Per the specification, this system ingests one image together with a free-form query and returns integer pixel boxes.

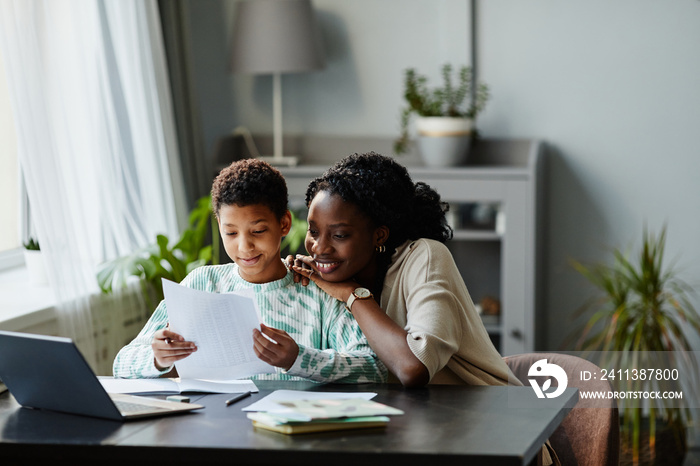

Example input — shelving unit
[451,230,502,241]
[277,138,544,356]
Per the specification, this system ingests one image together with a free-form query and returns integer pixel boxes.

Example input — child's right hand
[152,328,197,371]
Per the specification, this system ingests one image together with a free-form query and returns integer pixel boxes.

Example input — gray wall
[188,0,470,155]
[186,0,700,350]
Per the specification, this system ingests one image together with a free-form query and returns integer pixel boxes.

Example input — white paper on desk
[99,377,258,395]
[162,279,274,380]
[243,390,377,412]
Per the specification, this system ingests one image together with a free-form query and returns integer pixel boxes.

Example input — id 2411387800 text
[581,369,679,381]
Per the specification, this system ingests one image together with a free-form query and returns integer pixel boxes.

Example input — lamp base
[257,155,300,167]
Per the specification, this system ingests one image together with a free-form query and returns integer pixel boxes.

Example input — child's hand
[152,328,197,371]
[252,323,299,371]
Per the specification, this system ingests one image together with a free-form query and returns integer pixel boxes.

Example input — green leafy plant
[23,237,40,250]
[394,63,490,154]
[97,196,218,309]
[569,226,700,465]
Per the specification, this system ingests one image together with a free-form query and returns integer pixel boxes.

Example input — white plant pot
[23,249,48,286]
[415,116,473,167]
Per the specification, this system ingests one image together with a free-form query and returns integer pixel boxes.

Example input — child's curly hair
[305,152,452,254]
[211,159,288,219]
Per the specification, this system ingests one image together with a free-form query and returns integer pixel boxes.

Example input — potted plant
[394,63,489,167]
[569,226,700,465]
[97,196,218,309]
[23,237,48,286]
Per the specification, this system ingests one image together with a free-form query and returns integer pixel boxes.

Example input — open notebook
[0,330,203,421]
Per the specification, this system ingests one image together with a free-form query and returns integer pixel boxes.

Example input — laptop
[0,330,203,421]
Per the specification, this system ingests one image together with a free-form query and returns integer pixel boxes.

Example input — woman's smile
[313,259,342,274]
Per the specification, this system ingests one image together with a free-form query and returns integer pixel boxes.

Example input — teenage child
[113,159,387,384]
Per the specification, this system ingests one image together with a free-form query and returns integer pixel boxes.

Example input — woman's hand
[285,254,310,286]
[294,255,429,387]
[152,327,197,370]
[252,323,299,370]
[291,254,356,303]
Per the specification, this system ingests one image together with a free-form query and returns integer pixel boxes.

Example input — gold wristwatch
[345,287,373,312]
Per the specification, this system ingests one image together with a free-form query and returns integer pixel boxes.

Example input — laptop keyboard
[114,400,169,414]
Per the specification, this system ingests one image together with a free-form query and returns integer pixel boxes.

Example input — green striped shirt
[113,263,387,384]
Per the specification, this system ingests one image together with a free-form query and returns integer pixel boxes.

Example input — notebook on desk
[0,330,203,421]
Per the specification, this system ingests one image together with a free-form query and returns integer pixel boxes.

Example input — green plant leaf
[23,237,40,250]
[96,245,154,293]
[186,258,208,275]
[566,225,699,459]
[281,210,308,255]
[96,195,217,311]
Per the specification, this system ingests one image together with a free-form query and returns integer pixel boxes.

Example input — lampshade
[231,0,325,75]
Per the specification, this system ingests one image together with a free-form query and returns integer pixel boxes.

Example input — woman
[290,151,514,388]
[292,153,560,465]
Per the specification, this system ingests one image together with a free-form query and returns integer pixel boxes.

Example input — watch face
[355,288,372,299]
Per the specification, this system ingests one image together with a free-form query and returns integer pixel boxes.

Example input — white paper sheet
[242,390,377,412]
[99,377,258,395]
[162,279,274,380]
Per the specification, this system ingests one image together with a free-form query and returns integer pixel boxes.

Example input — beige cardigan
[381,238,516,386]
[382,240,557,464]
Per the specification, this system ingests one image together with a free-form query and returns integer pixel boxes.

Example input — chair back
[504,353,620,466]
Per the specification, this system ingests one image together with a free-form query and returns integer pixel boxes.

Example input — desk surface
[0,381,577,466]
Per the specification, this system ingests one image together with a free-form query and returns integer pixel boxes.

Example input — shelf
[450,229,502,241]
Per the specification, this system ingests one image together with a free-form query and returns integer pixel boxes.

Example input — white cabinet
[278,138,544,355]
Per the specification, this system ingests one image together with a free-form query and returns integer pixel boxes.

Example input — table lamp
[230,0,325,166]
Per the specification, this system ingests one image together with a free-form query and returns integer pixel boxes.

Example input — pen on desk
[225,391,252,406]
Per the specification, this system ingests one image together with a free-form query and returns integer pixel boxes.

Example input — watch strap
[345,287,373,312]
[345,293,358,312]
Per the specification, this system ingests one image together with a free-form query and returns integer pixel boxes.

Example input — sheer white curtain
[0,0,187,373]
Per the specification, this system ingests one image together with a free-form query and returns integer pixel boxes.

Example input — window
[0,46,25,270]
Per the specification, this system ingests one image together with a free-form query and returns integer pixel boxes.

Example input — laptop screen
[0,330,124,420]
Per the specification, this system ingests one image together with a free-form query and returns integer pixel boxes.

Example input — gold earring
[375,245,385,253]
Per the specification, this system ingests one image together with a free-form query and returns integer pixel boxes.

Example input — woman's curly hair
[212,159,288,219]
[305,152,453,254]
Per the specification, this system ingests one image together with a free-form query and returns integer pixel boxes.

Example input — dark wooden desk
[0,381,577,466]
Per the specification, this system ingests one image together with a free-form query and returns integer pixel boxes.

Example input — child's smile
[238,254,262,266]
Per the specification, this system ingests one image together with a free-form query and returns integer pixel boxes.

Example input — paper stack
[247,397,404,434]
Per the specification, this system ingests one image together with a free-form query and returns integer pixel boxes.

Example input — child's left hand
[252,323,299,371]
